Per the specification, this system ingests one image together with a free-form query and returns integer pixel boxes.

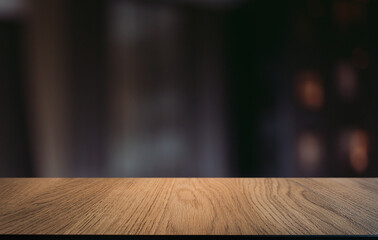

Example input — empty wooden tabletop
[0,178,377,235]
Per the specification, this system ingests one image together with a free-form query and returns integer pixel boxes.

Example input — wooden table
[0,178,377,236]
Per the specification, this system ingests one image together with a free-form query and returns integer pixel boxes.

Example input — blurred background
[1,0,377,177]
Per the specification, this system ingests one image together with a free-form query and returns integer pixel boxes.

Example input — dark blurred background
[1,0,377,177]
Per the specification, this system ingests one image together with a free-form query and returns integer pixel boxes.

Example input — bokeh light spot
[335,61,358,100]
[297,132,322,174]
[349,130,369,173]
[296,71,324,110]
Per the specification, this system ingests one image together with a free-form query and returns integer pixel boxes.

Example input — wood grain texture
[0,178,376,235]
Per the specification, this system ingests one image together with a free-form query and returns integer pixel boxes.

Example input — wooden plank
[0,178,376,235]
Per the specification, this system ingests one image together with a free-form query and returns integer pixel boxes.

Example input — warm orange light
[349,130,369,173]
[296,71,324,110]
